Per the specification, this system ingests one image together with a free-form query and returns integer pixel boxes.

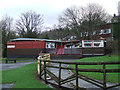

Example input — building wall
[82,47,105,55]
[80,23,112,41]
[7,48,45,58]
[7,41,45,49]
[7,41,46,58]
[7,40,105,58]
[7,47,104,58]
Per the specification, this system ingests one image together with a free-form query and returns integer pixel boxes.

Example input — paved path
[1,61,36,89]
[45,59,120,90]
[1,62,35,71]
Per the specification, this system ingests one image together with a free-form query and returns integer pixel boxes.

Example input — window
[82,40,104,47]
[93,40,104,47]
[84,43,92,47]
[93,31,96,35]
[96,30,101,35]
[100,30,104,34]
[103,29,109,34]
[75,43,82,48]
[85,32,88,36]
[103,29,111,34]
[96,29,111,35]
[46,42,55,48]
[82,40,92,47]
[108,29,111,33]
[80,32,82,37]
[94,43,101,47]
[82,32,85,37]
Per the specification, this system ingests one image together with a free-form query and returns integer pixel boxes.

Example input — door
[56,45,64,54]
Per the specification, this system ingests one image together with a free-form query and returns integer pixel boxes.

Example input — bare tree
[0,15,13,32]
[0,15,14,42]
[80,3,112,39]
[59,6,82,39]
[0,15,16,57]
[81,3,111,26]
[16,10,44,38]
[58,3,112,39]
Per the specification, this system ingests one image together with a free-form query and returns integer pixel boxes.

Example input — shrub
[105,39,118,55]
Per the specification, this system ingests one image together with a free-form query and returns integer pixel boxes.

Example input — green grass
[0,70,2,83]
[0,58,6,61]
[1,63,51,88]
[69,55,120,83]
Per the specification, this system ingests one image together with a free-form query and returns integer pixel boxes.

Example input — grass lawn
[0,58,6,61]
[0,70,1,83]
[1,63,52,88]
[69,55,120,83]
[0,58,6,63]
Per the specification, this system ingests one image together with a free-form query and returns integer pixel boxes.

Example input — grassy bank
[69,55,119,83]
[1,63,51,88]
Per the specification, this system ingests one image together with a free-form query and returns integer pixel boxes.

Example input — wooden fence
[37,59,120,90]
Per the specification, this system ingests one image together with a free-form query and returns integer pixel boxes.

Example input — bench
[6,58,16,63]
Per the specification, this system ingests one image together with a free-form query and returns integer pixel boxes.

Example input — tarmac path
[46,59,120,90]
[1,62,35,71]
[0,61,36,89]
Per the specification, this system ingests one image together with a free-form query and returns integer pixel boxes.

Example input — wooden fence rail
[38,59,120,90]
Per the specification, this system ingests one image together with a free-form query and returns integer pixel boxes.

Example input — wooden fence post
[59,63,61,88]
[103,64,106,90]
[39,60,42,79]
[76,63,78,90]
[44,61,47,84]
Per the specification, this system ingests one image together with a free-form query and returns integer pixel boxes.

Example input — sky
[0,0,119,29]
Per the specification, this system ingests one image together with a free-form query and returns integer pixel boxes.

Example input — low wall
[50,54,82,59]
[82,47,105,55]
[7,47,105,59]
[7,48,45,58]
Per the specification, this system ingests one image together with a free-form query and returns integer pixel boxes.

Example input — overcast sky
[0,0,119,28]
